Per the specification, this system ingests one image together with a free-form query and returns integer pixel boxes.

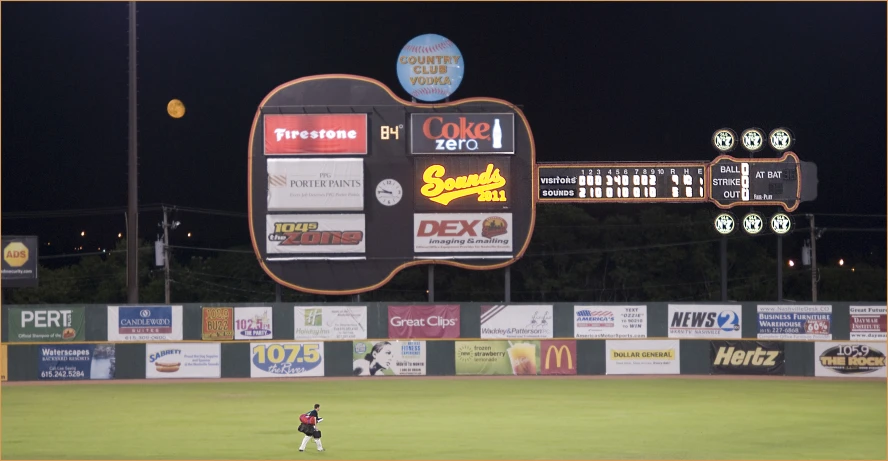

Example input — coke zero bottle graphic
[492,118,503,149]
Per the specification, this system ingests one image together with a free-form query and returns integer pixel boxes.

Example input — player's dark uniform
[298,406,323,451]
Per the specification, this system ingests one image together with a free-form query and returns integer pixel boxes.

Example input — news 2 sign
[410,113,515,155]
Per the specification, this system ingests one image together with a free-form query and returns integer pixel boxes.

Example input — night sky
[2,2,886,262]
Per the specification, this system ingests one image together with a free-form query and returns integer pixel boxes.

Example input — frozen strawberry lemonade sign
[480,305,553,339]
[263,114,367,155]
[396,33,464,102]
[388,305,460,339]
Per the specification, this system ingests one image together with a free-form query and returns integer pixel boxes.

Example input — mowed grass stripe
[1,379,884,460]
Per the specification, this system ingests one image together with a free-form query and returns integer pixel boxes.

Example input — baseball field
[1,376,885,460]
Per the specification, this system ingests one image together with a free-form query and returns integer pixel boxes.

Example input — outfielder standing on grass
[298,404,324,452]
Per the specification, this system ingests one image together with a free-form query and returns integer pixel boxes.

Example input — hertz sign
[541,340,577,375]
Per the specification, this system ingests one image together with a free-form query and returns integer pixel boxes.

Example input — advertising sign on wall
[294,306,367,340]
[267,158,364,212]
[38,344,115,381]
[814,341,885,379]
[352,340,427,376]
[410,113,515,155]
[388,305,461,339]
[849,306,886,340]
[107,306,183,341]
[234,307,274,340]
[709,341,785,375]
[265,214,366,256]
[250,342,325,378]
[201,307,234,340]
[479,305,553,339]
[145,343,221,379]
[413,156,511,212]
[1,345,8,381]
[540,340,577,375]
[455,340,541,375]
[667,304,742,339]
[605,340,680,375]
[756,305,832,340]
[263,114,368,155]
[8,307,85,342]
[2,235,39,287]
[574,305,647,338]
[413,213,513,254]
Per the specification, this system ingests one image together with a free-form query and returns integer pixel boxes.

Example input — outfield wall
[1,302,884,382]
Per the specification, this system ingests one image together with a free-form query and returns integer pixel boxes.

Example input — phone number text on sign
[250,342,325,378]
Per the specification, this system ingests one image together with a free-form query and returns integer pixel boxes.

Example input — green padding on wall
[324,341,354,377]
[553,303,574,338]
[183,305,203,340]
[576,340,603,375]
[8,345,37,381]
[221,342,250,378]
[427,341,454,376]
[680,340,710,375]
[115,343,146,380]
[785,342,814,376]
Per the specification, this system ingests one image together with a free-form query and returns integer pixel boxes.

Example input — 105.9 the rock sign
[248,75,536,295]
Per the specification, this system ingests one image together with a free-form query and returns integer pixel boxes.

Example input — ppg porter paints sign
[248,75,535,294]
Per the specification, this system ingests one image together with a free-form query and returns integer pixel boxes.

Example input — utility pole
[126,1,139,303]
[162,207,171,304]
[807,214,817,302]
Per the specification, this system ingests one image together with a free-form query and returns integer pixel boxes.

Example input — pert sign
[413,213,512,255]
[267,158,363,212]
[414,156,511,212]
[266,214,366,256]
[263,114,367,155]
[411,113,514,155]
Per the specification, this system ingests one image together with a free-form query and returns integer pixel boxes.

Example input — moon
[167,99,186,119]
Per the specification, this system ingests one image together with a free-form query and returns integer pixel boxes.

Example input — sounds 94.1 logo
[250,342,325,378]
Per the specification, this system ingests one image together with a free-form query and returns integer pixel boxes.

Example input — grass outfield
[1,377,885,460]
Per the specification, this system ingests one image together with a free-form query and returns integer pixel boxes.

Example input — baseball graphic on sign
[396,34,464,102]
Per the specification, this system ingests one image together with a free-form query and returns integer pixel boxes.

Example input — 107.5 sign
[250,342,325,378]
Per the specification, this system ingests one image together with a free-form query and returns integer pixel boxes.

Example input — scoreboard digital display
[708,152,802,211]
[538,163,707,203]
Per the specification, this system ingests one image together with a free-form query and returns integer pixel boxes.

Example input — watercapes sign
[38,344,115,381]
[480,305,553,339]
[267,158,364,212]
[145,343,221,379]
[814,341,885,379]
[667,304,741,339]
[234,307,274,340]
[250,342,325,378]
[352,340,427,376]
[294,306,368,340]
[849,305,886,340]
[574,305,647,338]
[757,305,832,340]
[107,306,183,341]
[9,307,86,342]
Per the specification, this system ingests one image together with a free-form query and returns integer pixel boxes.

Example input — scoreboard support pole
[428,266,435,302]
[777,235,784,301]
[504,266,511,303]
[275,283,281,303]
[720,237,728,301]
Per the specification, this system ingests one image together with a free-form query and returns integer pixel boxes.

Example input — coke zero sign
[410,113,515,155]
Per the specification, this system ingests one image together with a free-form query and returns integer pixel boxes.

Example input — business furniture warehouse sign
[574,305,647,338]
[8,307,85,342]
[38,344,115,381]
[814,342,885,379]
[2,235,38,288]
[413,213,513,254]
[267,158,364,212]
[455,340,575,376]
[479,305,553,339]
[388,305,460,338]
[294,306,367,340]
[145,343,221,379]
[756,305,832,340]
[352,340,427,376]
[709,341,785,375]
[605,340,680,375]
[849,306,886,340]
[667,304,741,339]
[107,306,183,341]
[265,214,366,256]
[201,307,234,340]
[250,342,325,378]
[234,307,274,340]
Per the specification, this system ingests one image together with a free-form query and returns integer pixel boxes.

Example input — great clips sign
[388,305,461,339]
[264,114,368,155]
[411,113,515,155]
